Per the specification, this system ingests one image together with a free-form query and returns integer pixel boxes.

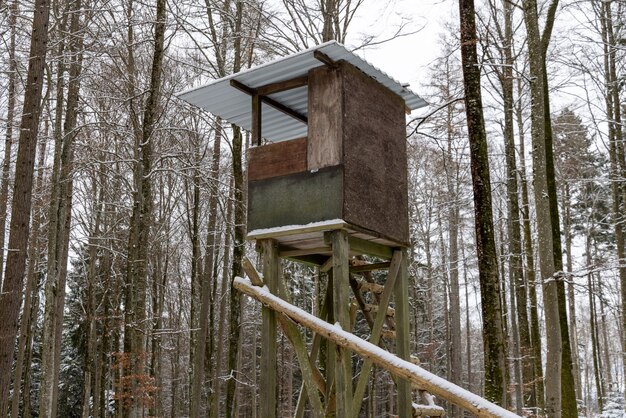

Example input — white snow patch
[247,219,346,237]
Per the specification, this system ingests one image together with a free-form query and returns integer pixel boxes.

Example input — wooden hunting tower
[179,42,471,418]
[246,58,412,253]
[181,42,425,253]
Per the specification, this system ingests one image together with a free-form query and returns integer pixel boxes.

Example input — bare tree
[40,1,87,414]
[121,0,166,415]
[0,0,19,287]
[458,0,507,406]
[0,0,52,412]
[521,0,563,415]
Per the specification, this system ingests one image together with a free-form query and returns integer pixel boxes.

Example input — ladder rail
[234,275,521,418]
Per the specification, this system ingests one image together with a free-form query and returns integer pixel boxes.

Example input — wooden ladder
[239,256,520,418]
[349,260,445,417]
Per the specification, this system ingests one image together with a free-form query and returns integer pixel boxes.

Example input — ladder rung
[357,280,385,294]
[381,328,396,339]
[364,303,395,317]
[412,404,445,417]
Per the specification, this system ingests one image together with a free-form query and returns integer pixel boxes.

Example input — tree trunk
[225,3,245,416]
[0,0,19,287]
[458,0,507,405]
[10,137,47,418]
[150,237,168,418]
[541,40,579,418]
[445,82,463,418]
[226,123,245,418]
[82,178,104,418]
[563,184,582,399]
[462,242,473,391]
[189,130,207,418]
[192,119,223,418]
[515,78,544,409]
[586,233,604,410]
[0,0,52,411]
[40,2,86,414]
[522,1,562,414]
[122,0,166,414]
[598,0,626,402]
[205,121,223,417]
[213,179,234,418]
[188,138,202,411]
[496,0,534,410]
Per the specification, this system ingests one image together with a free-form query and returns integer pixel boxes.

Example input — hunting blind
[178,42,516,418]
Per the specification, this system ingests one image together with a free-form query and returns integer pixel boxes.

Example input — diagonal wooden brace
[350,250,402,417]
[242,257,325,417]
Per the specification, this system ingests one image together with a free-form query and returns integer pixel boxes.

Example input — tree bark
[515,79,545,408]
[82,176,104,418]
[10,137,47,418]
[212,178,233,418]
[522,1,562,415]
[493,1,535,410]
[40,2,86,414]
[597,0,626,402]
[563,184,582,398]
[122,0,166,414]
[458,0,507,405]
[444,75,463,418]
[189,131,207,418]
[188,136,202,409]
[225,3,245,417]
[586,233,604,410]
[0,0,19,287]
[0,0,52,411]
[541,38,579,418]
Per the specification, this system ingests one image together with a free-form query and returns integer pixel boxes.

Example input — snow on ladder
[237,257,521,418]
[351,268,444,417]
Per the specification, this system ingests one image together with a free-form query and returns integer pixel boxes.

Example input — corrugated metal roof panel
[177,41,427,142]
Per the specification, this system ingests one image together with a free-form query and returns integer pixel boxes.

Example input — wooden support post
[242,257,325,416]
[330,230,353,417]
[252,94,261,145]
[350,250,402,417]
[259,239,278,418]
[325,270,336,413]
[394,249,412,418]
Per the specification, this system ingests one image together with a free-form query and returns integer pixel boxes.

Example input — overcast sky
[345,0,454,100]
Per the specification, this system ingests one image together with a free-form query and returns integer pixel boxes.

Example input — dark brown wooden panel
[248,137,307,181]
[339,61,410,246]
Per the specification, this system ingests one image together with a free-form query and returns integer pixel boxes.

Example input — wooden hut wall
[246,61,409,245]
[339,61,409,245]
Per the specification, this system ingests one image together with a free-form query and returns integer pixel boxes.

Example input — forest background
[0,0,624,417]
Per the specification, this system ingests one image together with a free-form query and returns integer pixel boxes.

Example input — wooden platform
[247,220,407,263]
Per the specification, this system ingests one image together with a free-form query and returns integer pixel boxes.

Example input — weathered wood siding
[307,66,342,170]
[248,166,343,232]
[248,137,307,181]
[340,61,409,245]
[246,61,409,246]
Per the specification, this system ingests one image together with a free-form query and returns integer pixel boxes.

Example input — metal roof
[177,41,428,142]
